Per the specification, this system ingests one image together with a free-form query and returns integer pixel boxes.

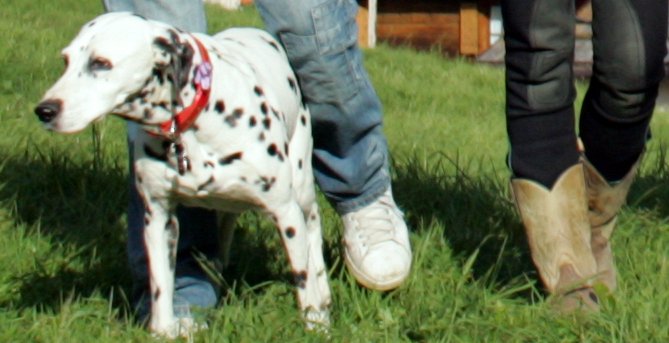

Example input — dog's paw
[304,308,330,334]
[151,317,208,341]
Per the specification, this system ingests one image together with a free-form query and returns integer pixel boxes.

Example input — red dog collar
[157,36,212,138]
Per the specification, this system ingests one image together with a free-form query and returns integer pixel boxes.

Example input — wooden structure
[357,0,593,59]
[357,0,494,56]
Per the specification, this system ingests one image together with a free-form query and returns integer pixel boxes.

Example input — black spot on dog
[300,115,307,126]
[249,116,257,127]
[258,132,265,142]
[204,161,215,168]
[257,176,276,192]
[214,100,225,114]
[262,117,271,130]
[152,67,167,84]
[254,86,264,96]
[153,288,161,301]
[198,176,215,191]
[298,160,303,169]
[166,217,178,270]
[293,270,307,289]
[224,115,237,127]
[154,101,169,111]
[260,102,268,115]
[224,108,245,127]
[271,108,281,120]
[143,108,154,120]
[285,227,296,238]
[284,143,289,156]
[219,152,243,165]
[141,196,152,217]
[267,144,278,156]
[288,77,297,91]
[267,40,280,51]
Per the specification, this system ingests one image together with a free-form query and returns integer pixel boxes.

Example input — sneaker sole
[343,249,408,291]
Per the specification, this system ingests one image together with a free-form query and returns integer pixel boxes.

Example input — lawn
[2,0,669,342]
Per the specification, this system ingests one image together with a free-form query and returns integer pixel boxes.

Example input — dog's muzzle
[34,99,62,123]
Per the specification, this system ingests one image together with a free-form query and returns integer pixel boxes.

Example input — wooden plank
[460,2,479,55]
[477,1,491,53]
[356,0,370,48]
[378,13,458,25]
[379,0,458,13]
[377,23,460,55]
[377,9,459,55]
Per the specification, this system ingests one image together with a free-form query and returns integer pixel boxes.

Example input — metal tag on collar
[174,141,189,175]
[168,119,189,175]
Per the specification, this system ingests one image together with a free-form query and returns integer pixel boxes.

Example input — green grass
[2,0,669,341]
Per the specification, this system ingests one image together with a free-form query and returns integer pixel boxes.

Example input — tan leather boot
[583,157,640,293]
[511,164,599,312]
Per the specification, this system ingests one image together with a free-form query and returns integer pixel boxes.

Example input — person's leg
[578,0,668,292]
[503,0,580,188]
[255,0,411,290]
[103,0,218,320]
[580,0,667,181]
[503,0,598,312]
[102,0,206,31]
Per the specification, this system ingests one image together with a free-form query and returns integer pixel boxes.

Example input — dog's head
[34,12,195,133]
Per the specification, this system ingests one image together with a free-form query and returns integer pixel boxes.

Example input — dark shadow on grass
[627,144,669,217]
[391,152,538,299]
[0,143,309,318]
[391,145,669,302]
[0,147,132,313]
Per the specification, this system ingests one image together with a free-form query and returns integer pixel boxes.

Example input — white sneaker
[341,187,412,291]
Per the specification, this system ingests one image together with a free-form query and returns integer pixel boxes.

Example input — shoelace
[349,195,400,246]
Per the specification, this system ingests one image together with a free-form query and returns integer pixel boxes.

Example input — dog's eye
[89,57,113,71]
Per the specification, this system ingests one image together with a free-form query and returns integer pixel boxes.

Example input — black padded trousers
[502,0,667,188]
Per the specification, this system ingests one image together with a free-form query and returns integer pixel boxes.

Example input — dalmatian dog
[34,12,331,338]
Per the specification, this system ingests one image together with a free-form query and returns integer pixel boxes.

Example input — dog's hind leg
[303,200,331,324]
[268,200,331,331]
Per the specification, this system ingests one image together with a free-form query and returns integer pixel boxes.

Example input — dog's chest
[141,103,292,212]
[136,32,304,211]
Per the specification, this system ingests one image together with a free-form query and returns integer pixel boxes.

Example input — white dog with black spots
[35,12,331,339]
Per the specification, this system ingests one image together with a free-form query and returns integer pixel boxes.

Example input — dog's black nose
[34,99,62,123]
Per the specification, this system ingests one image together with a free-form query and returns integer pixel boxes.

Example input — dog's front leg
[142,197,180,337]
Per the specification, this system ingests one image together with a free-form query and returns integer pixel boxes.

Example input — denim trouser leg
[103,0,218,317]
[255,0,391,214]
[102,0,207,31]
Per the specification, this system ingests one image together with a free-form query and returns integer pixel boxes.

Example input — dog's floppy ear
[152,35,174,68]
[151,29,194,89]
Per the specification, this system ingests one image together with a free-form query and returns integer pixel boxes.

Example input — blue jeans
[255,0,391,214]
[107,0,392,315]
